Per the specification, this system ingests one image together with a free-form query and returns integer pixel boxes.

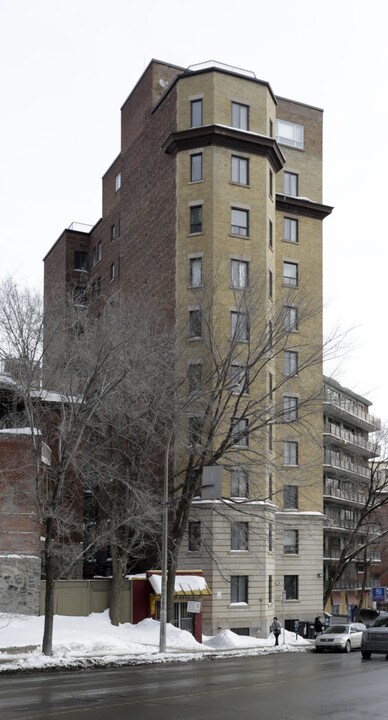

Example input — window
[284,350,298,376]
[231,259,249,289]
[269,169,273,198]
[191,99,202,127]
[190,153,202,182]
[284,529,299,554]
[283,262,298,287]
[357,563,364,573]
[74,251,88,271]
[269,372,273,402]
[232,156,249,185]
[283,306,298,332]
[269,269,273,299]
[267,320,273,349]
[231,467,248,497]
[269,219,273,249]
[231,364,248,392]
[190,205,202,234]
[188,521,201,551]
[188,416,202,447]
[276,119,304,149]
[110,263,116,282]
[268,473,273,501]
[269,119,273,137]
[284,441,298,466]
[231,522,249,551]
[189,309,202,338]
[284,485,299,509]
[268,423,273,451]
[284,217,298,243]
[284,172,298,196]
[97,241,102,263]
[115,172,121,192]
[284,575,299,599]
[190,257,202,287]
[268,575,273,603]
[231,208,249,236]
[230,575,248,604]
[92,246,97,267]
[73,286,87,307]
[231,102,249,130]
[231,418,249,447]
[92,276,102,301]
[231,311,249,341]
[268,523,273,552]
[283,396,298,422]
[110,224,116,242]
[188,363,202,394]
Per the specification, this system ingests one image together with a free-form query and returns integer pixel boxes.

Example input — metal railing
[324,390,381,429]
[323,483,367,505]
[323,423,379,454]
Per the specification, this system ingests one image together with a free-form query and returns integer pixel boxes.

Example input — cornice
[162,124,285,173]
[276,194,333,220]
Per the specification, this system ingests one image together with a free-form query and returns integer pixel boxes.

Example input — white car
[315,623,366,653]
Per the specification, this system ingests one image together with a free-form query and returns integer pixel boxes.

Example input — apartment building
[323,376,381,616]
[44,60,333,635]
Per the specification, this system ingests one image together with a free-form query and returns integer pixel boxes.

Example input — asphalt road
[1,650,388,720]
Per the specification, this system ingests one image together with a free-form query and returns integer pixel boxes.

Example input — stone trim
[163,124,285,173]
[276,194,333,220]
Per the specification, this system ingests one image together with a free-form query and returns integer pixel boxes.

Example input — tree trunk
[109,543,124,626]
[42,519,55,656]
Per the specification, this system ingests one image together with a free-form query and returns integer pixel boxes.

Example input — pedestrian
[314,614,323,637]
[270,616,281,646]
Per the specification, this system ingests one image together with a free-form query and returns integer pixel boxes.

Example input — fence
[39,579,132,623]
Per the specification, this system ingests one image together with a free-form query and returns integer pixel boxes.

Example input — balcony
[324,391,381,432]
[323,548,381,563]
[323,482,366,506]
[323,422,380,457]
[324,451,371,479]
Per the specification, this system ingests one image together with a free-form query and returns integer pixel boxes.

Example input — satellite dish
[159,79,169,88]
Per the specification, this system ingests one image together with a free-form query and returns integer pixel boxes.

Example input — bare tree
[0,278,174,651]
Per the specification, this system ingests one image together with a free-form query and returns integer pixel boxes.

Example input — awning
[149,574,211,597]
[331,591,343,604]
[346,591,358,605]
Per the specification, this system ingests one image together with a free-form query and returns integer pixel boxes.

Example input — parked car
[361,614,388,658]
[315,623,366,653]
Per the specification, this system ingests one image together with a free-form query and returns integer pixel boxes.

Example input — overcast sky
[1,0,387,419]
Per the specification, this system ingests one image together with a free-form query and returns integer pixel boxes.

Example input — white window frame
[190,153,203,182]
[231,102,249,130]
[284,441,298,466]
[284,217,298,243]
[231,259,249,288]
[284,171,298,196]
[283,261,298,287]
[231,311,249,341]
[115,172,121,192]
[190,257,202,287]
[276,119,304,149]
[231,155,249,185]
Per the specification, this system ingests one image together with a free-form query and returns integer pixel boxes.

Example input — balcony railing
[324,451,371,478]
[323,483,367,505]
[324,548,381,563]
[323,422,379,455]
[324,391,381,430]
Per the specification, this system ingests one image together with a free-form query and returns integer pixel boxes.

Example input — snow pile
[0,611,310,673]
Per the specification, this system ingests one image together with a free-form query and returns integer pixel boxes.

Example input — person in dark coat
[314,615,324,637]
[270,616,282,646]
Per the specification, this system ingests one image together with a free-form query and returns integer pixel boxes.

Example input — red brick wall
[0,435,41,555]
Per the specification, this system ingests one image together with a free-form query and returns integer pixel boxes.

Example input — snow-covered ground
[0,611,311,673]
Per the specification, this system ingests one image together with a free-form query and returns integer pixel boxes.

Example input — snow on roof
[149,574,211,596]
[30,389,82,404]
[0,427,41,436]
[0,372,17,388]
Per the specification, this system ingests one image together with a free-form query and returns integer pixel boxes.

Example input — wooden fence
[39,579,132,623]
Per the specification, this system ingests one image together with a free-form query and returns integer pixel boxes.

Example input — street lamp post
[159,430,172,653]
